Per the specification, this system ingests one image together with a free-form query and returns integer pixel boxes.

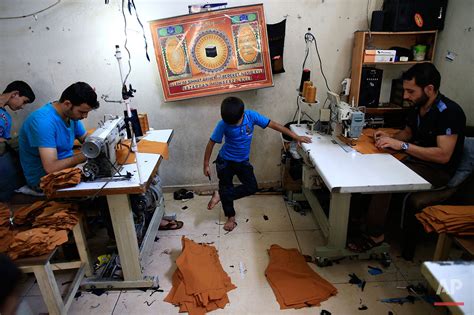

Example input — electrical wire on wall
[119,0,150,86]
[301,28,331,92]
[0,0,61,20]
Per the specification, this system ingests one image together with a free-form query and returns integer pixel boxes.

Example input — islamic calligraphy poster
[149,4,273,101]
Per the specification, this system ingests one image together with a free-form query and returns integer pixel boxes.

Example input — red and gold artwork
[149,4,273,101]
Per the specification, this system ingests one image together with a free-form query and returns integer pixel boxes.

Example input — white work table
[289,124,432,261]
[55,129,173,289]
[422,261,474,315]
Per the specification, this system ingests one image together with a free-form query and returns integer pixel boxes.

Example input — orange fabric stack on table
[0,227,17,253]
[416,205,474,236]
[8,228,69,260]
[13,201,48,225]
[40,167,82,197]
[164,237,236,315]
[0,202,11,226]
[353,128,406,160]
[265,244,337,309]
[116,139,169,165]
[33,202,79,230]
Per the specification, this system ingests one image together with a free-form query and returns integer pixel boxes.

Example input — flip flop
[223,221,237,232]
[159,220,184,231]
[347,234,383,253]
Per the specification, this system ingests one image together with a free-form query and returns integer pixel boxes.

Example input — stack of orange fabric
[164,237,236,314]
[13,201,48,225]
[33,202,79,230]
[265,245,337,309]
[352,128,406,161]
[416,205,474,236]
[0,202,11,227]
[0,227,18,254]
[40,167,82,197]
[7,228,69,260]
[116,139,169,165]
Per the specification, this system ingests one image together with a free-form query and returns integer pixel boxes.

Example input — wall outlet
[320,108,330,122]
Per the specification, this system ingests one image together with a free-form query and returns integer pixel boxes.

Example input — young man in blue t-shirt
[19,82,99,190]
[0,81,35,201]
[203,97,311,231]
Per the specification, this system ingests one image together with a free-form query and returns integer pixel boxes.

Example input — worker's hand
[375,136,402,150]
[203,164,210,178]
[296,135,312,146]
[374,130,390,141]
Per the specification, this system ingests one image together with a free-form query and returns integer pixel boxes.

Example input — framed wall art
[149,4,273,101]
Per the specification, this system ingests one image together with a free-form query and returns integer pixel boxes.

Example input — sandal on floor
[159,220,184,230]
[347,234,383,253]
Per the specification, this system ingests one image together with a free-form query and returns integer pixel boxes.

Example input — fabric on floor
[265,244,337,309]
[416,205,474,236]
[164,237,236,315]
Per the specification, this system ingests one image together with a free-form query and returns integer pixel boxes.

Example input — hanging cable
[129,0,151,61]
[121,0,133,85]
[0,0,61,20]
[302,29,331,92]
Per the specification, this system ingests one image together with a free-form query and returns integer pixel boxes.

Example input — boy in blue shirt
[203,97,311,231]
[19,82,99,190]
[0,81,35,201]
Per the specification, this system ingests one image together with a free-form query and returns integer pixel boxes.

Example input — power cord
[302,29,331,92]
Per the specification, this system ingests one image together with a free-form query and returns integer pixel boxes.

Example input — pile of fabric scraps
[33,202,79,230]
[116,139,169,165]
[0,202,11,226]
[8,228,69,260]
[164,237,236,314]
[416,205,474,236]
[40,167,82,197]
[265,244,337,309]
[0,201,79,260]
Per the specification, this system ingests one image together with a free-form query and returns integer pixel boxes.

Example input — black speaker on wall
[382,0,448,31]
[359,67,383,108]
[371,11,384,31]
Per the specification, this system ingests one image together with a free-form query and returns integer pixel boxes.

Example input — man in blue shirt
[0,81,35,201]
[19,82,99,190]
[203,97,311,231]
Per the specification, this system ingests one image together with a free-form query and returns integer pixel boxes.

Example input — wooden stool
[433,233,474,260]
[15,219,92,315]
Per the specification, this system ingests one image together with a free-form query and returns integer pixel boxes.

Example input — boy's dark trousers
[215,156,258,218]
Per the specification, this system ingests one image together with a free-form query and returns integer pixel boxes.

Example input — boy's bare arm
[203,139,216,177]
[267,121,312,145]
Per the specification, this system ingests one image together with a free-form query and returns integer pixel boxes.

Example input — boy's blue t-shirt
[0,107,12,139]
[210,110,270,162]
[19,103,86,187]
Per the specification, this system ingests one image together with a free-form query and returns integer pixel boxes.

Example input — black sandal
[347,234,383,253]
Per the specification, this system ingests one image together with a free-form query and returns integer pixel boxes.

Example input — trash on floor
[263,215,269,221]
[348,273,366,291]
[173,189,194,200]
[367,265,383,276]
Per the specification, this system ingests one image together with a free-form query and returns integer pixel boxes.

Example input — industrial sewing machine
[81,116,127,181]
[328,91,365,139]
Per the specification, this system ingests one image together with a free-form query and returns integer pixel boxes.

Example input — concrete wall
[2,0,471,188]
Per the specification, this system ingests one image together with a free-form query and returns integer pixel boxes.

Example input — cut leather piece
[164,237,236,314]
[265,244,337,309]
[353,128,407,160]
[8,228,68,260]
[40,167,82,198]
[416,205,474,235]
[116,139,169,165]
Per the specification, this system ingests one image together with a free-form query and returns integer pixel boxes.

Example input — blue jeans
[0,151,25,201]
[215,156,258,217]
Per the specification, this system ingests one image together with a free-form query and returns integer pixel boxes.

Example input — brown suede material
[164,237,236,315]
[116,139,169,165]
[40,167,82,198]
[416,205,474,235]
[265,244,337,309]
[354,128,407,160]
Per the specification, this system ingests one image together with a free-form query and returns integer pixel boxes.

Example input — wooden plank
[15,249,56,267]
[72,216,93,277]
[350,31,365,105]
[81,276,158,289]
[33,262,65,315]
[107,194,142,281]
[433,233,453,261]
[21,261,82,274]
[63,265,86,311]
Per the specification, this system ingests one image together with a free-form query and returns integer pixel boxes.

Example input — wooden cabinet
[349,31,438,107]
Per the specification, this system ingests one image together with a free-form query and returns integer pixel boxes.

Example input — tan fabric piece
[164,237,236,314]
[116,139,169,165]
[0,227,18,253]
[8,228,68,260]
[353,128,407,160]
[416,205,474,236]
[265,244,337,309]
[0,202,10,227]
[40,167,82,198]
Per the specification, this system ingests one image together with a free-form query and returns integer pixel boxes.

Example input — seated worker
[204,96,312,231]
[347,63,466,252]
[19,82,99,191]
[0,81,36,201]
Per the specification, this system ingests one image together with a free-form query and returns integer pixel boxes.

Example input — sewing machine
[328,91,365,139]
[81,116,127,181]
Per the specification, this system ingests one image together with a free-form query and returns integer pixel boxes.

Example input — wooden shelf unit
[349,30,438,108]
